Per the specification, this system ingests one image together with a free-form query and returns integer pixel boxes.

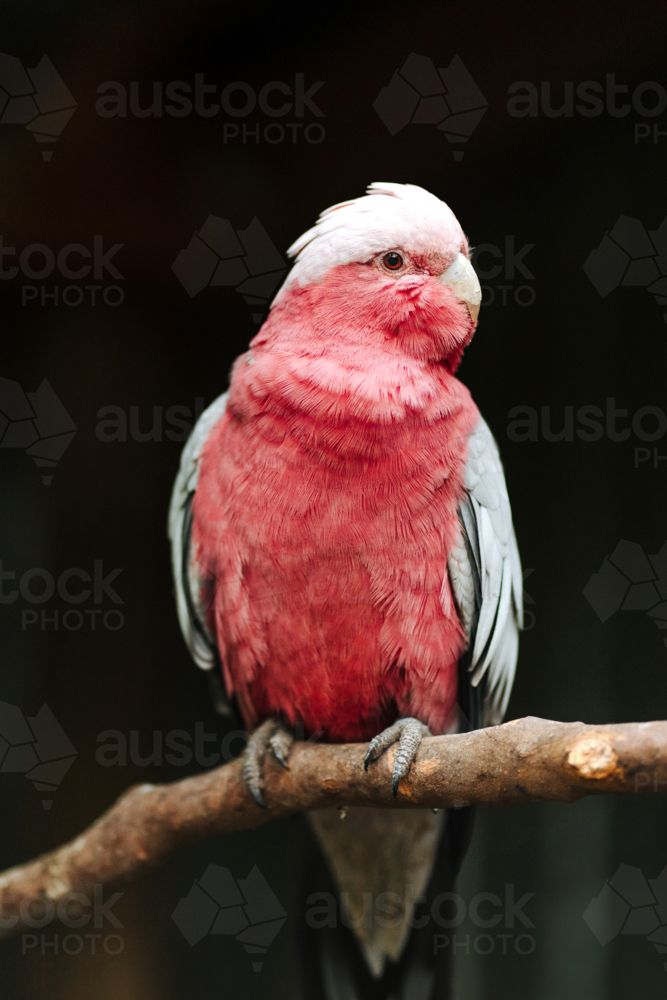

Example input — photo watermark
[95,73,325,144]
[0,235,124,307]
[583,540,667,648]
[0,559,124,633]
[0,52,76,161]
[172,864,286,972]
[507,399,667,468]
[507,75,667,143]
[373,53,488,161]
[0,701,75,809]
[306,883,536,957]
[583,214,667,323]
[471,237,536,308]
[15,885,124,956]
[584,863,667,971]
[0,377,76,484]
[172,215,287,323]
[95,398,204,443]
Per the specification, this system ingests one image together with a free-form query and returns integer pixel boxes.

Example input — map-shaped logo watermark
[373,53,488,161]
[0,702,76,809]
[172,864,286,971]
[0,53,76,161]
[172,216,287,325]
[583,215,667,322]
[0,377,76,484]
[583,540,667,647]
[584,863,667,970]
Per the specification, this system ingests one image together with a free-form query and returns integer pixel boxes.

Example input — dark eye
[383,252,403,271]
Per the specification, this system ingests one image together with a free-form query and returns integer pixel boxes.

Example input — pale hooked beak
[438,252,481,323]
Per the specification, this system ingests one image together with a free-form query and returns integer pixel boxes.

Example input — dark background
[1,0,667,996]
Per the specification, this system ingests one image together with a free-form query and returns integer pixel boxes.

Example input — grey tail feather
[299,803,475,1000]
[299,649,487,999]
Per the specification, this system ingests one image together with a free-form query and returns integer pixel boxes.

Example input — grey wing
[168,392,228,685]
[447,416,523,727]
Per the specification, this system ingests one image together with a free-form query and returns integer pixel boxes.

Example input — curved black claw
[364,718,431,798]
[243,718,294,808]
[269,726,293,770]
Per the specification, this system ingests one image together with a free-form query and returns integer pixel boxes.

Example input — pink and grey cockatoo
[169,182,522,998]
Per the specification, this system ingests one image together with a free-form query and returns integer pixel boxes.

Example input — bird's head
[270,182,481,370]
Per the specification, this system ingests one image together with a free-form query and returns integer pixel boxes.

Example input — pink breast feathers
[192,265,480,742]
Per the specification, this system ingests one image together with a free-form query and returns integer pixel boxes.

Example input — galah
[169,182,522,998]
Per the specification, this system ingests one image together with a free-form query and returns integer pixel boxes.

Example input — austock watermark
[0,376,75,484]
[95,398,204,443]
[507,75,667,141]
[507,399,667,468]
[0,701,75,808]
[95,73,325,144]
[0,377,206,485]
[0,52,76,161]
[583,214,667,323]
[471,237,536,308]
[633,771,667,794]
[96,722,320,772]
[0,235,124,306]
[373,53,488,161]
[583,539,667,649]
[6,46,667,166]
[307,883,536,957]
[96,724,252,768]
[10,885,124,957]
[0,53,324,159]
[584,863,667,970]
[0,559,124,632]
[172,867,535,969]
[172,864,286,972]
[172,214,287,324]
[373,56,667,161]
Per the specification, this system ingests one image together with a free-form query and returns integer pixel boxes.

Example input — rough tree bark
[0,716,666,938]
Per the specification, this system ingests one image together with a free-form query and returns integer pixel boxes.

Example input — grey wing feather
[168,392,229,673]
[447,416,523,726]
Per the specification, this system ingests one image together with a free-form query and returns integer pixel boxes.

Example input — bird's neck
[228,342,477,468]
[227,275,478,462]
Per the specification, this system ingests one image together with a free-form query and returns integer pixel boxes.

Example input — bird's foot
[364,717,431,798]
[243,718,294,809]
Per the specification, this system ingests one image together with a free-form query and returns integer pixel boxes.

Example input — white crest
[275,182,467,297]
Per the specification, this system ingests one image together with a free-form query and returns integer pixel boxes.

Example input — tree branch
[1,716,666,938]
